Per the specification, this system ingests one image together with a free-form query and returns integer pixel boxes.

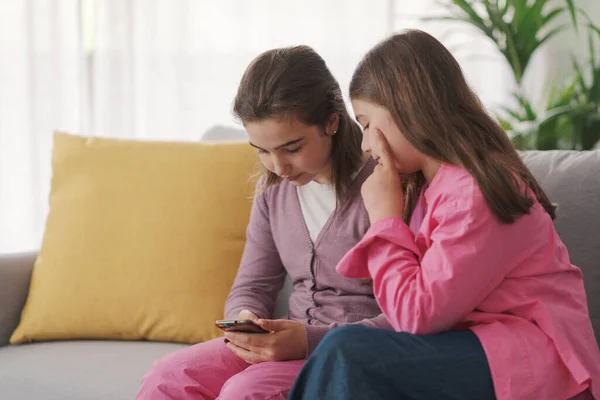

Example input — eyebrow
[249,137,305,151]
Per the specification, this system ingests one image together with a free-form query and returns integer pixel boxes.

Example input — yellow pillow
[10,132,257,344]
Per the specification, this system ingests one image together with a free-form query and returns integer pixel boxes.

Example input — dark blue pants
[288,325,496,400]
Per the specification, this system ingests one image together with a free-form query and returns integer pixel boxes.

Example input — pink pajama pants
[135,338,304,400]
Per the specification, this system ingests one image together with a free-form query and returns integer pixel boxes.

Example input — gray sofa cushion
[0,252,36,346]
[521,150,600,342]
[0,340,186,400]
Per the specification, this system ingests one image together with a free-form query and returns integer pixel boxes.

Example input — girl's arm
[338,193,522,335]
[304,313,393,355]
[224,188,286,320]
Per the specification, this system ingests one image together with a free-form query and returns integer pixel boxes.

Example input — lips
[284,174,301,182]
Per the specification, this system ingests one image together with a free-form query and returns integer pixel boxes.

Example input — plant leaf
[571,55,587,95]
[589,25,596,73]
[501,106,527,122]
[588,23,600,103]
[536,25,568,52]
[542,8,564,27]
[512,0,528,28]
[590,67,600,103]
[495,114,514,131]
[422,15,469,22]
[497,0,510,19]
[512,133,536,150]
[588,22,600,37]
[564,0,578,32]
[515,92,537,120]
[581,117,600,150]
[451,0,489,32]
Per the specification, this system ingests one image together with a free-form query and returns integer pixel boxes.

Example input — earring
[332,130,337,135]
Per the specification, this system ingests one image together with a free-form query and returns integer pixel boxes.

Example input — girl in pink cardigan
[289,29,600,400]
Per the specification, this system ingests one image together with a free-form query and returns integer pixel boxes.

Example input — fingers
[373,129,397,171]
[225,331,279,363]
[238,309,259,320]
[226,341,264,364]
[225,331,271,352]
[255,318,286,332]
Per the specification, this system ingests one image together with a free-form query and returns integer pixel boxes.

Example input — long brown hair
[350,29,556,224]
[233,45,364,205]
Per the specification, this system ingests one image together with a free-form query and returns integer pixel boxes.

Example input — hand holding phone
[221,318,308,364]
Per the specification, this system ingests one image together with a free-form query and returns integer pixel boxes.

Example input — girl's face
[352,98,423,174]
[245,116,337,186]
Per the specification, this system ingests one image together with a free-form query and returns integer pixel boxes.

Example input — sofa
[0,141,598,399]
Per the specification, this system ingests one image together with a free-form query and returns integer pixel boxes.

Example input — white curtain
[90,0,393,139]
[0,0,85,253]
[0,0,550,253]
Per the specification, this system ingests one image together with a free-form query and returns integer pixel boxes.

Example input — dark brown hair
[349,29,556,224]
[233,45,364,205]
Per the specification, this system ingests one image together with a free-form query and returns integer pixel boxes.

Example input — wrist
[304,325,332,357]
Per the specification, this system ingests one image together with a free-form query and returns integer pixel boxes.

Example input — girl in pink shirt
[289,29,600,400]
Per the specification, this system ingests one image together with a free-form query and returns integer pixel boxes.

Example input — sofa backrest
[521,150,600,344]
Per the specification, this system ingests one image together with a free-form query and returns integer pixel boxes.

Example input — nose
[361,132,371,153]
[272,155,290,177]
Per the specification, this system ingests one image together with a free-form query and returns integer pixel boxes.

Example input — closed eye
[362,124,369,132]
[256,147,300,155]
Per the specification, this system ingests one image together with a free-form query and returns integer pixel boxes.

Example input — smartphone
[215,319,270,334]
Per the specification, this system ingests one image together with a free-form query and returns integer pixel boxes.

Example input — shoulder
[425,164,488,218]
[254,179,295,209]
[248,180,297,232]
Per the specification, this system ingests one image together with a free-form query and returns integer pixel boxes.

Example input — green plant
[500,84,589,150]
[427,0,577,84]
[503,23,600,150]
[426,0,600,150]
[569,24,600,149]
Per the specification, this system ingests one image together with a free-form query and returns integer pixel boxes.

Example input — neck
[313,161,333,184]
[422,158,442,184]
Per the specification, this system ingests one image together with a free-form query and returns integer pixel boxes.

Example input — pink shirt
[337,164,600,400]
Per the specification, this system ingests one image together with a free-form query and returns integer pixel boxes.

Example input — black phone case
[215,320,270,334]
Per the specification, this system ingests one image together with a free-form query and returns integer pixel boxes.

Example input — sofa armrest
[0,252,36,346]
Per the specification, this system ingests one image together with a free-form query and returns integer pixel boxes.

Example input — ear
[326,112,340,136]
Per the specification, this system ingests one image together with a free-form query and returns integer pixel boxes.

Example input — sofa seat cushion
[0,341,186,400]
